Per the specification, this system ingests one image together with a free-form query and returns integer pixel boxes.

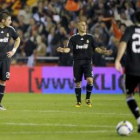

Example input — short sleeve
[121,27,131,42]
[10,26,18,40]
[91,36,98,50]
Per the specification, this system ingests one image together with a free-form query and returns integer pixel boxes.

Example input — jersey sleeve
[120,27,131,42]
[91,36,98,50]
[10,26,19,40]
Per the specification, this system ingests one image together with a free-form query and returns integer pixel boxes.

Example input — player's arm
[95,47,112,55]
[115,27,130,73]
[7,37,20,58]
[57,47,70,53]
[13,37,20,51]
[115,42,127,73]
[57,36,72,53]
[91,36,112,55]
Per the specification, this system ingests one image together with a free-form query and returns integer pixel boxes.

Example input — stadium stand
[0,0,139,66]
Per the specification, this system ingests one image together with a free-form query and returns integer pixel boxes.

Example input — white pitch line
[12,109,132,116]
[0,122,116,128]
[0,130,115,135]
[0,122,137,129]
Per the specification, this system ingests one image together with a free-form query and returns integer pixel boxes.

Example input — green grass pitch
[0,93,140,140]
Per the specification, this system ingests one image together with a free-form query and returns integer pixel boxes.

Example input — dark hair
[135,11,140,23]
[0,10,10,22]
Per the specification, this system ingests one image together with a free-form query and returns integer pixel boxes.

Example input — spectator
[114,8,134,26]
[47,26,55,56]
[58,37,73,66]
[32,0,47,25]
[36,35,47,56]
[124,1,135,20]
[1,0,140,66]
[18,4,31,24]
[17,15,28,33]
[24,30,37,67]
[51,26,68,56]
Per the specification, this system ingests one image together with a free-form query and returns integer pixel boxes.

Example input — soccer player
[57,21,112,107]
[115,11,140,133]
[0,10,20,110]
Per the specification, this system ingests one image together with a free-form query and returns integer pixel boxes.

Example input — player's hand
[104,49,113,55]
[101,47,113,55]
[115,60,122,73]
[57,47,64,52]
[57,47,70,53]
[96,47,112,55]
[6,51,15,58]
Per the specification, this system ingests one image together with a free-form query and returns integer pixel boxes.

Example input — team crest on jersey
[86,40,89,43]
[6,33,9,37]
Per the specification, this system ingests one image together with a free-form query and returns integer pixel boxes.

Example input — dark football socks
[0,84,5,104]
[86,84,93,99]
[75,87,81,102]
[126,96,140,119]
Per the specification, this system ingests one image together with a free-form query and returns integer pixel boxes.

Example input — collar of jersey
[77,33,87,36]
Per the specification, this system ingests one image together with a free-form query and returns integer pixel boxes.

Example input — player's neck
[0,23,5,28]
[78,32,86,36]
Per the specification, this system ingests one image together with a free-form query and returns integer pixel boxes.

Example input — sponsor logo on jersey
[76,44,88,49]
[0,37,8,42]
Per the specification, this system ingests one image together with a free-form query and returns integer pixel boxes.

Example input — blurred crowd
[0,0,140,66]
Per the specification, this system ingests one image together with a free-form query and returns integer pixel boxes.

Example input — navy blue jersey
[67,33,97,61]
[121,25,140,75]
[0,26,18,60]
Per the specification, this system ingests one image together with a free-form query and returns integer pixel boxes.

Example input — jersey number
[132,34,140,53]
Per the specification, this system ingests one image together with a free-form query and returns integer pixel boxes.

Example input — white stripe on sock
[135,107,139,111]
[126,96,135,102]
[137,117,140,125]
[87,90,92,92]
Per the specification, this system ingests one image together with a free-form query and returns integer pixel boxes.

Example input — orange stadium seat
[65,0,80,11]
[7,0,37,16]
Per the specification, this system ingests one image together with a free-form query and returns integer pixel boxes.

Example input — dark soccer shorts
[73,60,93,83]
[124,74,140,94]
[0,59,10,81]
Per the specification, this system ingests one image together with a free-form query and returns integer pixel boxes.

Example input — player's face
[3,16,12,27]
[78,22,87,33]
